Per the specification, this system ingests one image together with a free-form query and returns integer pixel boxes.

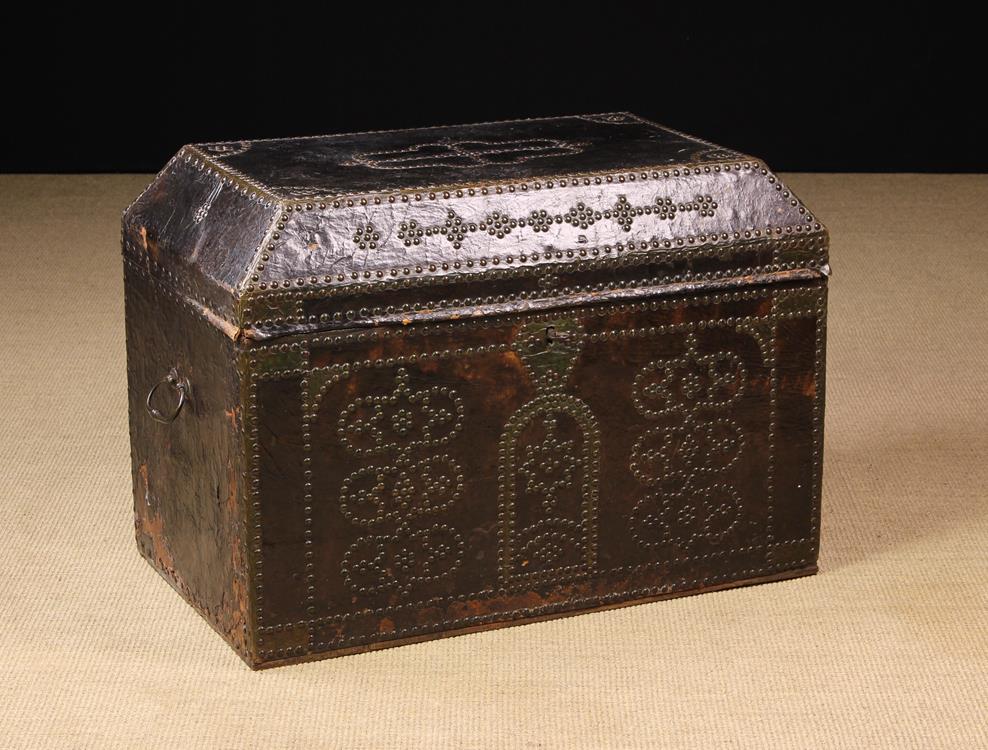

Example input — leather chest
[122,113,829,668]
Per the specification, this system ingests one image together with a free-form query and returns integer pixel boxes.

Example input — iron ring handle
[146,368,188,423]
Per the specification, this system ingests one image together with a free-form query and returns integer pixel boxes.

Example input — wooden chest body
[123,114,828,668]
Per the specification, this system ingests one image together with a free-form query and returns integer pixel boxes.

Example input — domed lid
[122,113,827,339]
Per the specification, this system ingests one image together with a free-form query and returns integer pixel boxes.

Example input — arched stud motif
[629,333,747,550]
[498,319,600,588]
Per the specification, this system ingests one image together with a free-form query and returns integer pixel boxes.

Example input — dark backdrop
[2,7,979,173]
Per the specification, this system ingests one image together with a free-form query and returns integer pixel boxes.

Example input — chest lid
[122,113,827,339]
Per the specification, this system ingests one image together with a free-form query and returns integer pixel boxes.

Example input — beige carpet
[0,173,985,749]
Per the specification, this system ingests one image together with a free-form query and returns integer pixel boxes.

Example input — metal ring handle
[146,368,188,423]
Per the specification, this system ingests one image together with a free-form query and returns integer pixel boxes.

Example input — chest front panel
[248,283,824,660]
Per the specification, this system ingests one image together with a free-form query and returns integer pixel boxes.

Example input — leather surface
[120,113,825,327]
[257,163,815,289]
[201,113,742,198]
[124,261,251,659]
[118,116,829,668]
[248,282,825,665]
[122,155,279,320]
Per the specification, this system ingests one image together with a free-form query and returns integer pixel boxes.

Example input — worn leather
[205,113,741,198]
[250,283,825,665]
[121,113,825,329]
[259,163,812,289]
[124,261,250,659]
[122,114,828,668]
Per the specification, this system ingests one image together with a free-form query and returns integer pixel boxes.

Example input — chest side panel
[248,283,825,663]
[124,261,251,661]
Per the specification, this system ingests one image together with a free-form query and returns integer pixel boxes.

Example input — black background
[2,6,980,173]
